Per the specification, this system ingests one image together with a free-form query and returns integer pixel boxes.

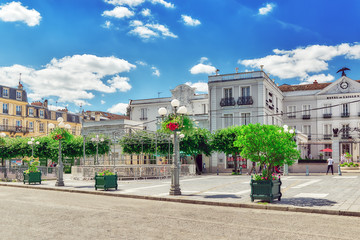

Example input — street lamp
[27,138,39,157]
[158,99,187,195]
[48,117,71,187]
[91,135,104,165]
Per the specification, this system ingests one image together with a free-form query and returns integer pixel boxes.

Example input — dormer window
[2,88,9,98]
[39,110,44,118]
[16,91,22,100]
[29,108,34,116]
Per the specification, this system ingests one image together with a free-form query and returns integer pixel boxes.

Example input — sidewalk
[1,173,360,217]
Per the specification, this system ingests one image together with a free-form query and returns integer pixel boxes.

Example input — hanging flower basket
[50,127,73,141]
[160,114,193,133]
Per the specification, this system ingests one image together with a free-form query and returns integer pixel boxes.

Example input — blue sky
[0,0,360,114]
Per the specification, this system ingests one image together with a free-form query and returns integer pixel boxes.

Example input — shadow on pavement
[204,194,240,199]
[276,198,337,207]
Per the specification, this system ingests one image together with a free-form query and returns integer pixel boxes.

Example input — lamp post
[27,138,39,157]
[91,135,104,165]
[158,99,187,195]
[48,117,71,187]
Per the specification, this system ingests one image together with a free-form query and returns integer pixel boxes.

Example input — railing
[2,109,8,114]
[208,71,264,82]
[288,115,296,119]
[0,166,57,181]
[323,113,332,118]
[220,98,235,107]
[237,96,253,105]
[341,134,351,139]
[323,134,332,140]
[140,117,148,121]
[341,112,350,117]
[0,125,29,133]
[72,164,196,180]
[302,115,311,119]
[16,111,22,116]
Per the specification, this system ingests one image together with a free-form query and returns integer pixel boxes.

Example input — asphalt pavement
[1,172,360,217]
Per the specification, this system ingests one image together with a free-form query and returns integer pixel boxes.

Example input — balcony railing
[288,115,296,119]
[0,125,29,133]
[341,112,350,117]
[237,96,253,105]
[2,109,8,114]
[302,115,311,119]
[323,134,332,140]
[323,113,332,118]
[220,98,235,107]
[16,111,22,116]
[140,117,148,121]
[341,134,351,139]
[307,135,312,140]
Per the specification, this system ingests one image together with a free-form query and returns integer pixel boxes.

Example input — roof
[279,80,360,92]
[84,111,129,120]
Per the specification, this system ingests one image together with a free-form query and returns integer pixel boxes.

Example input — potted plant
[234,124,300,203]
[95,170,118,191]
[23,156,41,184]
[345,152,352,162]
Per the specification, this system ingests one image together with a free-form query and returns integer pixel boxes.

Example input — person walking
[326,156,334,175]
[248,161,257,175]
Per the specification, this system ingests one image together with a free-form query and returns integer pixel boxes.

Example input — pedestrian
[326,156,334,175]
[248,161,257,175]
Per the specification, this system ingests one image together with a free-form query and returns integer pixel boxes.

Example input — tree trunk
[193,155,201,175]
[233,153,238,173]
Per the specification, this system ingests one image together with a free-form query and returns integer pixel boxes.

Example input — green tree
[180,128,212,174]
[234,124,300,179]
[211,126,243,173]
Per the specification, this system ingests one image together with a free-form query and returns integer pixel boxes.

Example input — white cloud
[107,103,128,114]
[136,60,147,66]
[104,0,145,7]
[141,8,151,17]
[0,54,136,104]
[190,57,216,75]
[102,20,112,28]
[181,15,201,26]
[151,66,160,77]
[301,74,335,84]
[101,100,106,104]
[239,43,360,83]
[0,1,41,26]
[150,0,174,9]
[107,76,132,92]
[102,6,134,18]
[185,82,208,93]
[258,3,275,15]
[129,20,177,39]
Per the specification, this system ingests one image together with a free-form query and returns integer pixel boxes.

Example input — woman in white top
[326,157,334,175]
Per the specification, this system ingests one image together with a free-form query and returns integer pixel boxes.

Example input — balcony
[16,111,22,116]
[307,135,312,141]
[237,96,253,105]
[323,134,332,140]
[302,115,311,119]
[220,98,235,107]
[323,113,332,118]
[140,117,148,121]
[2,109,8,114]
[0,125,29,133]
[341,112,350,118]
[288,115,296,119]
[341,134,351,139]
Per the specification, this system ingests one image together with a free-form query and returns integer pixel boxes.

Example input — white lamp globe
[48,123,55,129]
[171,99,180,108]
[36,141,40,145]
[57,117,64,123]
[158,107,167,116]
[58,122,65,128]
[177,106,187,114]
[64,124,71,129]
[28,141,33,145]
[179,133,185,138]
[0,133,6,137]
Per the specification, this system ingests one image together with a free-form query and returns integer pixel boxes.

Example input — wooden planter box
[250,179,282,203]
[95,174,118,191]
[23,172,42,185]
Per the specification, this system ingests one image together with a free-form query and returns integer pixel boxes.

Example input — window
[29,122,34,132]
[2,88,9,97]
[241,87,250,97]
[39,110,44,118]
[287,106,296,118]
[342,104,350,117]
[324,104,332,114]
[16,105,22,116]
[241,113,250,125]
[16,91,22,100]
[223,114,233,128]
[15,120,22,132]
[303,125,311,139]
[302,105,310,115]
[224,88,232,98]
[324,124,332,139]
[72,116,76,122]
[140,108,147,120]
[39,123,44,133]
[3,103,8,114]
[342,124,350,139]
[202,104,207,114]
[29,108,34,116]
[2,119,8,130]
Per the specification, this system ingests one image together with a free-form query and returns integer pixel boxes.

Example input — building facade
[0,83,81,138]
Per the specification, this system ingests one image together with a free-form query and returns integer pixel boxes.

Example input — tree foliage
[234,123,300,178]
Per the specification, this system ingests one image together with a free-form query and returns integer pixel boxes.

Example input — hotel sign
[326,95,360,100]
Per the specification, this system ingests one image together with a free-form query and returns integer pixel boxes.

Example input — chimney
[95,112,101,121]
[44,99,48,108]
[313,80,318,85]
[235,67,239,73]
[260,65,264,71]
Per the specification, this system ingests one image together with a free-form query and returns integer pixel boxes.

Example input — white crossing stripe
[291,179,321,188]
[333,176,358,179]
[294,193,328,198]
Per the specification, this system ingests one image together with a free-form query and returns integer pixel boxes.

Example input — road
[1,186,359,240]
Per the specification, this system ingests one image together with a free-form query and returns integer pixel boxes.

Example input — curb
[1,183,359,218]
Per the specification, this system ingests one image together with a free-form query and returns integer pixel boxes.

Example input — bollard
[217,168,219,175]
[306,165,309,176]
[338,164,342,176]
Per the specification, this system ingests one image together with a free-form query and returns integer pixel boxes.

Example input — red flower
[166,122,179,131]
